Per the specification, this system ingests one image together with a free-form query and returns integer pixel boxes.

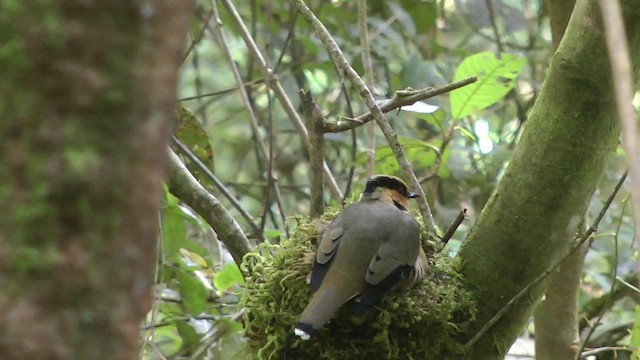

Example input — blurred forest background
[149,0,636,359]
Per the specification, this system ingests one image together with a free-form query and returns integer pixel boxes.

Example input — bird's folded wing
[309,217,345,291]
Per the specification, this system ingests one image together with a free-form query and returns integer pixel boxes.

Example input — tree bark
[534,2,584,359]
[457,0,640,358]
[0,1,191,358]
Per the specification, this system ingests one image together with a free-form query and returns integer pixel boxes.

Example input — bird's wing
[356,212,420,315]
[309,213,345,291]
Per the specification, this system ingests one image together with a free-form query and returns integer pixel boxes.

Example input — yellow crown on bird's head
[362,174,420,200]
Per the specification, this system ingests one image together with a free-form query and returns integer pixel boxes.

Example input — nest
[240,210,476,359]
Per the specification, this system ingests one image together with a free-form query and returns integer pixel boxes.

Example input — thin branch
[220,0,343,200]
[172,137,263,242]
[181,7,214,64]
[599,0,640,278]
[484,0,504,54]
[576,195,628,359]
[358,0,376,177]
[166,149,252,269]
[324,77,478,133]
[341,82,358,205]
[178,78,265,102]
[293,0,438,232]
[441,208,467,245]
[209,1,289,238]
[300,90,325,218]
[463,171,629,349]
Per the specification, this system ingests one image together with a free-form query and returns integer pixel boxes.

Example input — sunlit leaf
[450,52,526,119]
[214,263,245,293]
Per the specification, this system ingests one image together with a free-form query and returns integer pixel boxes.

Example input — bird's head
[360,174,420,209]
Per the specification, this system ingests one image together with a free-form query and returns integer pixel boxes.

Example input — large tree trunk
[0,1,190,358]
[533,2,584,359]
[457,0,640,358]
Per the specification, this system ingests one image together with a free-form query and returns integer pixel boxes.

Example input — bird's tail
[295,285,351,340]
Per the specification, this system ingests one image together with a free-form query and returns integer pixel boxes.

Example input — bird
[294,174,428,340]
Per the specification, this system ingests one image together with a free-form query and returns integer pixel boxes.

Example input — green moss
[240,210,476,359]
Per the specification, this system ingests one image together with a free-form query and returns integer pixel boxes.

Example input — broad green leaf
[214,263,245,293]
[176,319,201,354]
[370,138,444,175]
[177,270,208,316]
[450,52,526,119]
[162,205,187,262]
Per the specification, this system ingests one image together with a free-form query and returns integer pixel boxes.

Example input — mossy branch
[166,149,251,268]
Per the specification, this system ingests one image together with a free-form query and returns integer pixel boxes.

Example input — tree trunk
[0,1,191,358]
[457,0,640,358]
[534,2,584,359]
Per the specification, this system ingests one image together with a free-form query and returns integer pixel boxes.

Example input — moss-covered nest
[240,210,476,359]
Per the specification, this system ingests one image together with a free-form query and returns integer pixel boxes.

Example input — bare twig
[178,78,265,102]
[463,171,628,349]
[293,0,440,232]
[181,7,214,64]
[220,0,343,200]
[599,0,640,276]
[324,77,477,133]
[209,1,288,238]
[484,0,504,54]
[300,90,325,218]
[441,208,467,245]
[358,0,376,177]
[341,82,358,205]
[166,148,253,269]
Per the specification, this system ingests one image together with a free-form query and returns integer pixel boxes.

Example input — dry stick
[293,0,437,233]
[358,0,376,177]
[220,0,343,200]
[599,0,640,276]
[181,7,214,64]
[463,171,629,349]
[340,82,358,205]
[324,77,477,133]
[300,90,325,218]
[441,208,467,245]
[179,78,265,102]
[172,137,263,243]
[210,0,289,238]
[166,148,253,268]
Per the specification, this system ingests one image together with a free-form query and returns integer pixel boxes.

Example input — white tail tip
[294,327,311,340]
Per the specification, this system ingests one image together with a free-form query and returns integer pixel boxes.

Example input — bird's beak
[408,192,420,199]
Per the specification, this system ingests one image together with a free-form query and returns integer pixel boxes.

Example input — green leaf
[173,105,215,179]
[264,229,284,239]
[162,205,187,262]
[450,52,526,119]
[214,263,245,293]
[177,270,208,316]
[219,317,243,333]
[631,306,640,359]
[176,319,201,354]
